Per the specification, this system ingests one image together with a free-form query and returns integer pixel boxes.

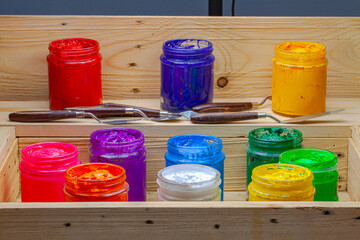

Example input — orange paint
[272,42,328,116]
[64,163,128,202]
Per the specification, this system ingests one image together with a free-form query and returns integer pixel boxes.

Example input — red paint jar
[47,38,103,110]
[19,142,81,202]
[64,163,129,202]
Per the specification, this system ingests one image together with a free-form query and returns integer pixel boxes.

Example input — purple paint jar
[89,128,146,201]
[160,39,215,112]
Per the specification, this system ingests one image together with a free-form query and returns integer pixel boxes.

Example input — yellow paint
[272,42,328,116]
[248,164,315,201]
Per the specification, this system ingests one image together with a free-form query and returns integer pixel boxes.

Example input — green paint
[279,149,338,201]
[246,127,303,186]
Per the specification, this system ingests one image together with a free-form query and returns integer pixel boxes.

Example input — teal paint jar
[279,148,339,201]
[246,127,303,186]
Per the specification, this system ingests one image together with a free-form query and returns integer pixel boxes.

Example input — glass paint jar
[89,128,146,201]
[19,142,81,202]
[248,164,315,201]
[157,164,221,201]
[47,38,102,110]
[64,163,129,202]
[160,39,215,112]
[246,127,303,186]
[272,41,328,116]
[280,148,338,201]
[165,134,225,200]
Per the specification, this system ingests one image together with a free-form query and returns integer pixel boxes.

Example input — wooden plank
[18,137,348,191]
[0,139,20,202]
[146,191,352,202]
[348,138,360,201]
[0,98,356,138]
[0,127,15,165]
[0,201,360,240]
[1,16,360,100]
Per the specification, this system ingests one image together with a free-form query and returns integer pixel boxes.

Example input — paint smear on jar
[250,127,301,141]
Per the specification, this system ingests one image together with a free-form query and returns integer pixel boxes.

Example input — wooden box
[0,16,360,239]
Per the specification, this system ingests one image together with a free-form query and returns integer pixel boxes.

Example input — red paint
[64,163,129,202]
[47,38,102,110]
[19,142,80,202]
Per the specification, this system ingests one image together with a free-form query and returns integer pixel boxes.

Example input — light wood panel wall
[0,16,360,101]
[18,137,348,191]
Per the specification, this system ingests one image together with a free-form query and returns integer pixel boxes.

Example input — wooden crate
[0,16,360,239]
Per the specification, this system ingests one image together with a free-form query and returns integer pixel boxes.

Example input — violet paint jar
[160,39,215,112]
[89,128,146,201]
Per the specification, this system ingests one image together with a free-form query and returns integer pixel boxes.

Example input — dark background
[1,0,359,16]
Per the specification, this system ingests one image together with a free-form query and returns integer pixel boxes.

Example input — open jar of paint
[19,142,81,202]
[160,39,215,112]
[248,164,315,201]
[246,127,303,185]
[89,128,146,201]
[47,38,103,110]
[272,41,328,116]
[279,148,339,201]
[157,164,221,201]
[165,134,225,200]
[64,163,129,202]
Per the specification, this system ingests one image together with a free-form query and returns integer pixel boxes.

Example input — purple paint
[89,128,146,201]
[160,39,215,112]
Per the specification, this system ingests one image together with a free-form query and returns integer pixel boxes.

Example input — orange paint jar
[272,42,328,116]
[64,163,129,202]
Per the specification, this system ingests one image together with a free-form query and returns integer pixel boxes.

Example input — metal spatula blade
[275,109,345,123]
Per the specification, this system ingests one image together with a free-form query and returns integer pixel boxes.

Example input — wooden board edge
[0,127,16,165]
[0,138,20,202]
[348,126,360,201]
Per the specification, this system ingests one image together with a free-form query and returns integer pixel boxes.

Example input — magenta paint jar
[19,142,81,202]
[89,128,147,201]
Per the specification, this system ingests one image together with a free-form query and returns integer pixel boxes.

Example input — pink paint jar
[19,142,81,202]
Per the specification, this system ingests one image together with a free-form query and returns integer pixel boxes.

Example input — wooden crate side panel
[0,202,360,240]
[1,16,360,101]
[348,126,360,201]
[18,137,348,191]
[0,139,20,202]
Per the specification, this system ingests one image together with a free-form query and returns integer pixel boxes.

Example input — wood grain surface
[1,16,360,100]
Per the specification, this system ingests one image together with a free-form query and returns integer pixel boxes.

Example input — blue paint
[160,39,215,112]
[165,134,225,200]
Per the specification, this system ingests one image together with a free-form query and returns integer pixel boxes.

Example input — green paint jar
[246,127,303,186]
[279,148,338,201]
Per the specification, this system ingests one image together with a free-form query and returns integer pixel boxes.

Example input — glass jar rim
[48,38,100,56]
[157,164,221,190]
[252,163,313,185]
[167,134,222,149]
[163,39,213,56]
[21,142,78,161]
[248,127,303,143]
[90,128,144,146]
[65,163,126,183]
[279,148,338,171]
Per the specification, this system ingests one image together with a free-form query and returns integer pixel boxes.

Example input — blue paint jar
[160,39,215,112]
[165,134,225,200]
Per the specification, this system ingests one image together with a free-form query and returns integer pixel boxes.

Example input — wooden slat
[0,98,357,138]
[0,139,20,202]
[0,201,360,240]
[18,137,348,191]
[0,127,15,165]
[1,16,360,100]
[348,135,360,201]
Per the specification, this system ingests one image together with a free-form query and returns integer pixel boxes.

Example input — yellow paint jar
[248,164,315,201]
[272,42,328,116]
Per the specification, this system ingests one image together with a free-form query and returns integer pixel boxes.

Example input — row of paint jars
[20,142,131,202]
[246,127,339,201]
